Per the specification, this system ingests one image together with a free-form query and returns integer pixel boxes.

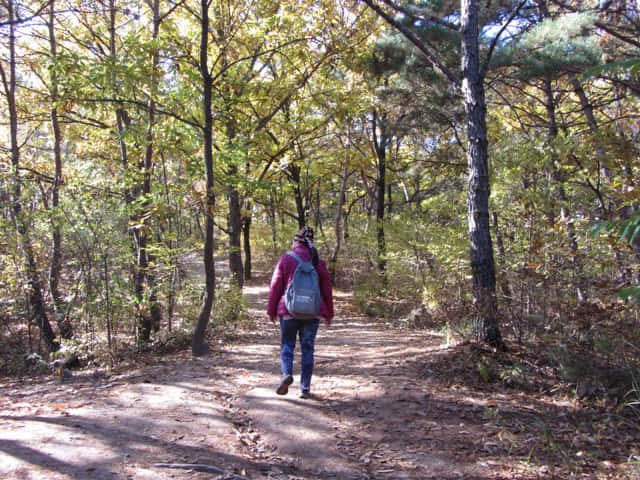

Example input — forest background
[1,0,639,415]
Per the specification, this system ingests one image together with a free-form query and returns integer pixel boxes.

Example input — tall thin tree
[47,0,72,339]
[371,108,390,279]
[460,0,503,348]
[360,0,524,349]
[192,0,216,356]
[1,0,58,352]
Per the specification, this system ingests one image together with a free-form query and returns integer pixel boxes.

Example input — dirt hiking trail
[1,276,636,480]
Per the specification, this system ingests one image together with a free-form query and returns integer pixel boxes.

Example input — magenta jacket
[267,245,334,320]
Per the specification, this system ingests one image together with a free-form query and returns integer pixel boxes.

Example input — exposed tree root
[154,463,249,479]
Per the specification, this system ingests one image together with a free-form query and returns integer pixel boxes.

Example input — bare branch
[0,1,52,27]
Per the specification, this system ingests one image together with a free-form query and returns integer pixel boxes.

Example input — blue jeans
[280,318,320,391]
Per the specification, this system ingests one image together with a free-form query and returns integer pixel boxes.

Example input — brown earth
[1,276,638,480]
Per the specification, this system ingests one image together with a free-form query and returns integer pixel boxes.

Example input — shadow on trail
[1,413,276,480]
[0,438,116,480]
[3,280,634,480]
[226,309,497,478]
[223,286,639,479]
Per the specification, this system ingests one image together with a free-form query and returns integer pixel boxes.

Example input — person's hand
[269,316,277,324]
[324,317,332,328]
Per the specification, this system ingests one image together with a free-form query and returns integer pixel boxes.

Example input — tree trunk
[217,16,244,288]
[312,189,323,232]
[228,164,244,287]
[107,0,154,343]
[135,0,163,340]
[3,0,58,353]
[542,77,585,303]
[461,0,504,350]
[329,166,349,283]
[145,0,162,335]
[242,202,252,281]
[570,76,611,189]
[48,0,72,340]
[288,163,306,228]
[372,110,388,278]
[193,0,216,356]
[492,212,512,299]
[268,194,277,251]
[362,0,504,348]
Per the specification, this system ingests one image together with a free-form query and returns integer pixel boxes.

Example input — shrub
[214,280,248,327]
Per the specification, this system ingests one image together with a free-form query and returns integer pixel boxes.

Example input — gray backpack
[284,252,322,319]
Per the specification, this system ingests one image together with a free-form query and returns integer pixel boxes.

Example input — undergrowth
[0,278,248,377]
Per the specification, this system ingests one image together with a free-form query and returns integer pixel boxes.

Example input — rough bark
[461,0,504,350]
[193,0,216,356]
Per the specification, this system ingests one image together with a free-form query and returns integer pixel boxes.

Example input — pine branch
[481,0,528,78]
[378,0,459,31]
[360,0,460,88]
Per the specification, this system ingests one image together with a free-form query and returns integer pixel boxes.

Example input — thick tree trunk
[48,0,72,340]
[461,0,504,350]
[193,0,216,356]
[4,0,58,353]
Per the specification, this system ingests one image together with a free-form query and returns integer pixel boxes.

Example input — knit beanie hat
[294,225,314,247]
[294,225,319,266]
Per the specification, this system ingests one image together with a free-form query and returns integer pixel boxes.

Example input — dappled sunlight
[2,279,638,480]
[242,285,270,296]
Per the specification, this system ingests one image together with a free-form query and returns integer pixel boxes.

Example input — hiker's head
[293,225,314,248]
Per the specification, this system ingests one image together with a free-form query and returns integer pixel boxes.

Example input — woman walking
[267,226,334,398]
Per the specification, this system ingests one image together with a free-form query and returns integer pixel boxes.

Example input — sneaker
[299,389,311,399]
[276,374,293,395]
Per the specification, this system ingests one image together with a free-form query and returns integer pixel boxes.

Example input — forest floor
[1,272,639,480]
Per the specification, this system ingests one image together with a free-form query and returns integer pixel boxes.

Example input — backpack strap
[287,251,310,266]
